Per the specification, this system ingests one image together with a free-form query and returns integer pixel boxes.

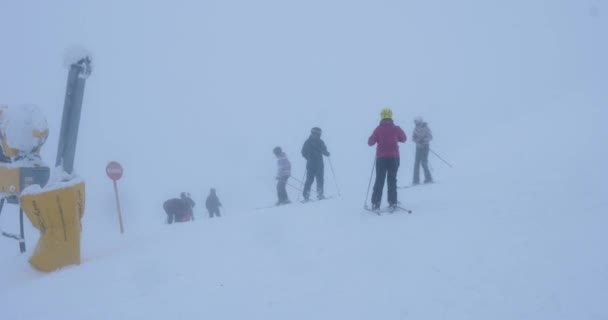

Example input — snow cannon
[0,104,51,253]
[0,51,91,272]
[0,105,50,193]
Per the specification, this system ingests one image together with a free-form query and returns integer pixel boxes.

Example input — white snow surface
[0,1,607,319]
[62,45,92,69]
[20,169,83,196]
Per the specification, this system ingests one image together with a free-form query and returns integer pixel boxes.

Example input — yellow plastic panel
[0,166,21,193]
[20,181,86,272]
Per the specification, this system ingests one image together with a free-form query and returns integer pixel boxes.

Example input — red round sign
[106,161,123,180]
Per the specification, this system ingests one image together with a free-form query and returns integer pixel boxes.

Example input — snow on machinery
[0,53,91,272]
[0,105,51,252]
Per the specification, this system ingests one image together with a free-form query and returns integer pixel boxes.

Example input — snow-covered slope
[2,159,605,319]
[1,1,606,319]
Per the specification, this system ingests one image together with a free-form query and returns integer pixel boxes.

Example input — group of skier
[163,188,222,224]
[273,107,433,210]
[163,107,434,223]
[367,108,433,211]
[273,126,331,206]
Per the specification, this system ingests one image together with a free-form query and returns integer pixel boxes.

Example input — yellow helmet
[381,107,393,120]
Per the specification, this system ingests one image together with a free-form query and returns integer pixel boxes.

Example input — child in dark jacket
[205,188,222,218]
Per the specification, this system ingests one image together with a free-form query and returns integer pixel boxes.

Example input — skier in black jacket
[205,188,222,218]
[301,127,330,201]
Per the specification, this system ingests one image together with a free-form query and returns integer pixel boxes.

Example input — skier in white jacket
[412,117,433,184]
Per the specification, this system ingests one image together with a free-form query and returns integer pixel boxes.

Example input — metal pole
[56,57,91,174]
[364,158,376,208]
[297,170,306,201]
[290,175,304,185]
[19,208,26,253]
[430,148,453,168]
[328,157,341,197]
[287,182,303,192]
[113,180,124,234]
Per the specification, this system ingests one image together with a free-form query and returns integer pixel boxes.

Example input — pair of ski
[254,195,334,210]
[300,196,334,204]
[364,204,412,215]
[398,181,437,189]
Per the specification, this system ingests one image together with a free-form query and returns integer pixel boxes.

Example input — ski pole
[327,157,341,197]
[287,182,303,192]
[364,157,376,208]
[297,170,306,201]
[430,149,453,168]
[290,175,304,184]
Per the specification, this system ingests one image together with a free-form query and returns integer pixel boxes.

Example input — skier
[412,117,433,184]
[273,146,292,205]
[163,192,195,224]
[301,127,330,201]
[368,108,407,210]
[205,188,222,218]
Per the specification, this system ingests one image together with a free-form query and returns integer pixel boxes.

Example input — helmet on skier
[381,108,393,120]
[273,146,282,156]
[310,127,322,136]
[414,116,424,125]
[180,192,190,199]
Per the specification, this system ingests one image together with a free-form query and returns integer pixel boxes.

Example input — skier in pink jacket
[368,108,407,210]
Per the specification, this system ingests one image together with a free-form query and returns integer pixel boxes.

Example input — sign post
[106,161,124,234]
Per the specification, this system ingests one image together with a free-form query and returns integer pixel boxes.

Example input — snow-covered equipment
[0,104,51,253]
[0,104,51,195]
[0,50,91,272]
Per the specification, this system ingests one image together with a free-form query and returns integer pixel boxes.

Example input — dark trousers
[303,164,324,199]
[166,211,175,224]
[277,176,289,202]
[371,157,400,205]
[208,209,221,218]
[413,144,432,183]
[164,208,179,224]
